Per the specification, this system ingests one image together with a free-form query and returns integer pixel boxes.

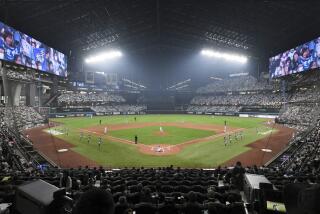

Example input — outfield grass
[109,126,215,145]
[49,115,272,168]
[51,114,266,129]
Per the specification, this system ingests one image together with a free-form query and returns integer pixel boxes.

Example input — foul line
[79,128,135,145]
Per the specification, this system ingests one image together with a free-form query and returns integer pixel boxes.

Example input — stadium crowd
[0,106,45,131]
[189,75,320,130]
[188,75,282,114]
[268,119,320,183]
[190,93,282,107]
[196,76,272,93]
[187,105,241,113]
[91,105,147,114]
[285,120,320,175]
[58,92,125,105]
[4,69,35,82]
[278,104,319,127]
[0,109,38,172]
[289,88,320,103]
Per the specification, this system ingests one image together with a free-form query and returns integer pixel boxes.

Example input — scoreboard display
[0,20,67,77]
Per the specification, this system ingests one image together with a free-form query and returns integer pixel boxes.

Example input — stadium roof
[1,0,320,59]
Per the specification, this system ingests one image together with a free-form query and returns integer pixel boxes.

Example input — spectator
[114,196,130,214]
[73,188,115,214]
[60,170,72,190]
[232,161,245,190]
[182,191,203,214]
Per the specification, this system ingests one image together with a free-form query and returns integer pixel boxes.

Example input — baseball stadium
[0,1,319,214]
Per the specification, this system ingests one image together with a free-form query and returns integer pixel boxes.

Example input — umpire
[134,135,138,144]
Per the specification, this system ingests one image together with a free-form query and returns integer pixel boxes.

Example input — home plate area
[139,144,181,156]
[151,145,171,153]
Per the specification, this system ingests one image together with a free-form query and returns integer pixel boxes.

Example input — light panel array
[201,49,247,64]
[85,50,122,64]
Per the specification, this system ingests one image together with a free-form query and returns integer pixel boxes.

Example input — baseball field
[26,115,294,168]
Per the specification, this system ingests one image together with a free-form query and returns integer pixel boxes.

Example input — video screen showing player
[0,21,67,77]
[269,37,320,78]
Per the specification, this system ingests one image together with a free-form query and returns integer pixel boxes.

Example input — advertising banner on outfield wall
[188,111,238,116]
[239,114,277,119]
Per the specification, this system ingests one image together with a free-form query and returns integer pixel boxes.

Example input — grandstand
[0,1,320,214]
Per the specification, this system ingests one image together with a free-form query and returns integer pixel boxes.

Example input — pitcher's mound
[154,131,169,136]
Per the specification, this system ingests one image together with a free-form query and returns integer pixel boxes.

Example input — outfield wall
[48,107,279,118]
[187,111,238,116]
[49,111,146,118]
[49,111,278,118]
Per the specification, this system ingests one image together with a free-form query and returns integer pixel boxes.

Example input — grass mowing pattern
[49,115,272,168]
[109,126,215,145]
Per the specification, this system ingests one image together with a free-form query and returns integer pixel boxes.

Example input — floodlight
[201,49,247,64]
[85,50,122,64]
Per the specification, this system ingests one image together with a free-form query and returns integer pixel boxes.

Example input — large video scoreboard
[269,37,320,78]
[0,20,67,77]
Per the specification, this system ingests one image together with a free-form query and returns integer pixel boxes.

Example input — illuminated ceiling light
[201,49,248,64]
[122,78,147,89]
[209,77,223,80]
[175,84,189,90]
[229,72,248,77]
[167,79,191,90]
[95,71,105,75]
[85,50,122,64]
